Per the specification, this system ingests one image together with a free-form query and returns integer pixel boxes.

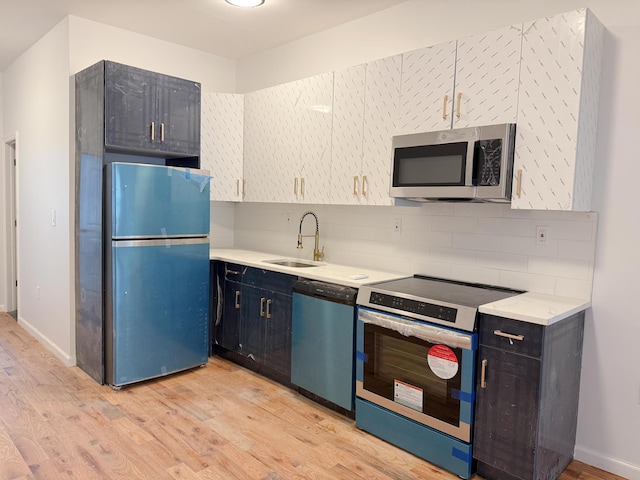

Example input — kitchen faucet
[297,211,325,261]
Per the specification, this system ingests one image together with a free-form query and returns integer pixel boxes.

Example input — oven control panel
[369,292,457,323]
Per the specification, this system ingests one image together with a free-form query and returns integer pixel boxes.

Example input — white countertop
[210,248,590,325]
[479,292,591,326]
[209,248,408,288]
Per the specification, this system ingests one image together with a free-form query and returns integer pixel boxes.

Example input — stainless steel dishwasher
[291,279,358,412]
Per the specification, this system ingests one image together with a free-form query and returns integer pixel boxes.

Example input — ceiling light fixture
[225,0,265,7]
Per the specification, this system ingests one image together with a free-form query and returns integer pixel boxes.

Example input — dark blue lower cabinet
[473,312,585,480]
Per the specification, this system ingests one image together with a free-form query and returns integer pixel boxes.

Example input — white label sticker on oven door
[427,344,459,380]
[394,380,423,412]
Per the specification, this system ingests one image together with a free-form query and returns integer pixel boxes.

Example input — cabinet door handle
[237,179,240,196]
[353,175,359,196]
[260,297,266,317]
[234,290,241,309]
[515,169,523,198]
[150,121,155,141]
[160,122,165,142]
[242,178,246,196]
[456,92,462,119]
[494,329,524,342]
[266,299,272,319]
[294,177,298,195]
[362,175,367,197]
[480,359,487,389]
[442,94,449,120]
[301,177,305,196]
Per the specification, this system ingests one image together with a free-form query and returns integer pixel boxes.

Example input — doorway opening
[3,136,18,319]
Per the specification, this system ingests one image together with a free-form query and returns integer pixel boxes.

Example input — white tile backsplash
[215,202,598,299]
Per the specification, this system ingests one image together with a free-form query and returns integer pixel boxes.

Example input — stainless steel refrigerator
[100,162,210,388]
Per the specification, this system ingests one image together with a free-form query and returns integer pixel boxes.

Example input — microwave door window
[393,142,467,187]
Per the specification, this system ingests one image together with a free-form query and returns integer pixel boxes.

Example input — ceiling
[0,0,409,72]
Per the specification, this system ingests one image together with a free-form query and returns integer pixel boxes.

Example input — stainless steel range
[355,275,522,479]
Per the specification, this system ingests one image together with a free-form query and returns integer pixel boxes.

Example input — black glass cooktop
[356,275,523,332]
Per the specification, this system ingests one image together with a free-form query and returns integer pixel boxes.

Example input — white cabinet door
[330,57,400,206]
[512,8,603,211]
[397,41,457,135]
[398,26,522,134]
[201,93,244,202]
[453,24,522,128]
[330,64,366,205]
[243,88,275,203]
[361,55,401,206]
[298,73,334,204]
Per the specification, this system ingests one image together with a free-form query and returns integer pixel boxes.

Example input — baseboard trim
[575,445,640,479]
[17,316,75,367]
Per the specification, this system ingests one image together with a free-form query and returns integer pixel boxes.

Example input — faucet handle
[317,246,325,261]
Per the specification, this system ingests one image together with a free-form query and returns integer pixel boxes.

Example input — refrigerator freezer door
[106,237,210,387]
[108,163,210,239]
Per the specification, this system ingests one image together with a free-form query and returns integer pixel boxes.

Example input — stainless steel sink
[262,258,324,268]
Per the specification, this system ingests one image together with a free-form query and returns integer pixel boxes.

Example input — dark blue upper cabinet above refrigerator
[104,61,201,157]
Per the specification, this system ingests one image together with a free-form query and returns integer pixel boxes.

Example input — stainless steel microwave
[389,123,516,202]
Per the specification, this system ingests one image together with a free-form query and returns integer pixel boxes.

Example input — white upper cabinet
[397,24,522,135]
[397,41,457,134]
[512,8,604,211]
[454,25,522,128]
[200,93,244,202]
[243,74,333,204]
[297,73,334,204]
[331,55,401,206]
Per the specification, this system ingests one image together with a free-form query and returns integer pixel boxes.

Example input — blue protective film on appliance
[452,447,471,462]
[451,389,475,403]
[356,351,369,363]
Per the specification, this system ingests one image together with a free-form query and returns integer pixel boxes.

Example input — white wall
[68,16,236,92]
[0,72,5,311]
[2,18,73,360]
[234,1,640,478]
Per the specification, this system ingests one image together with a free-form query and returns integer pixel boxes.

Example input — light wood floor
[0,313,625,480]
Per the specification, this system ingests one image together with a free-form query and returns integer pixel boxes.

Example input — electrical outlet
[536,225,549,245]
[393,218,402,235]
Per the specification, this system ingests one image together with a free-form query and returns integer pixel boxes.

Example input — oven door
[356,307,477,442]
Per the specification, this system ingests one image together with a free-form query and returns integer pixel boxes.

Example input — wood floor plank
[0,314,625,480]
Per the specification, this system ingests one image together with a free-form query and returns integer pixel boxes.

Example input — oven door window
[363,323,462,427]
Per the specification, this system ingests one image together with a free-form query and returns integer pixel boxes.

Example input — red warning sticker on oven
[427,344,459,379]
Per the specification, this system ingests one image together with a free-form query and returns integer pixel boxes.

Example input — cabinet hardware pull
[237,179,240,196]
[480,359,487,388]
[494,329,524,342]
[260,297,266,317]
[516,169,523,198]
[234,290,240,309]
[294,177,298,195]
[362,175,367,197]
[266,299,272,319]
[301,177,305,196]
[353,175,359,196]
[150,122,155,141]
[160,123,165,142]
[242,178,246,196]
[456,92,462,119]
[442,94,449,120]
